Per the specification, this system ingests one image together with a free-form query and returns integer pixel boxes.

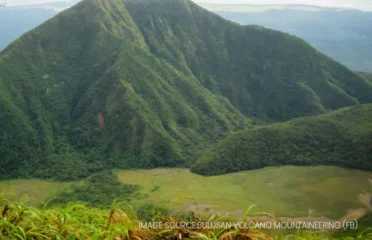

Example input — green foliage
[0,3,74,51]
[359,72,372,84]
[0,0,372,179]
[50,171,143,207]
[0,199,140,239]
[192,104,372,175]
[33,151,108,181]
[214,9,372,72]
[334,213,372,238]
[0,94,40,178]
[0,0,248,179]
[125,0,372,121]
[136,203,169,222]
[0,194,369,239]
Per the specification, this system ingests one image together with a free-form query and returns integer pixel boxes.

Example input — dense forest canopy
[192,104,372,175]
[0,0,371,180]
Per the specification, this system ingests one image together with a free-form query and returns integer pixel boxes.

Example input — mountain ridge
[0,0,249,179]
[197,3,364,13]
[124,0,372,120]
[192,104,372,175]
[1,0,372,179]
[212,8,372,71]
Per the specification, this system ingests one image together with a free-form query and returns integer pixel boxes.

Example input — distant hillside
[192,104,372,175]
[4,3,372,71]
[198,3,348,12]
[360,72,372,83]
[0,1,82,50]
[208,6,372,72]
[1,0,372,179]
[0,8,55,50]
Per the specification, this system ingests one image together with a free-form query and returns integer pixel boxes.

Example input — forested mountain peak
[0,0,371,179]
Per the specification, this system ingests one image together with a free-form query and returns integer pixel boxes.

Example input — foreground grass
[116,166,372,219]
[1,197,371,240]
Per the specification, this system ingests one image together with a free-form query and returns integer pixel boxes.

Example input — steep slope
[1,0,372,179]
[0,7,56,51]
[192,104,372,175]
[359,72,372,83]
[0,1,80,50]
[125,0,372,121]
[211,7,372,72]
[0,0,246,179]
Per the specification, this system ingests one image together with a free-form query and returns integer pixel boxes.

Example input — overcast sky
[6,0,372,11]
[195,0,372,10]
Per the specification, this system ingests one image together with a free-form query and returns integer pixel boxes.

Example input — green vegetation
[1,0,372,179]
[49,171,143,208]
[334,213,372,238]
[2,167,371,219]
[0,7,57,51]
[116,167,372,219]
[136,203,169,222]
[0,180,71,207]
[126,0,372,121]
[1,1,372,239]
[211,8,372,72]
[1,195,371,240]
[359,72,372,84]
[192,104,372,175]
[0,0,249,180]
[1,167,371,238]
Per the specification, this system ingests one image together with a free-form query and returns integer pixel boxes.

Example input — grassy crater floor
[116,166,372,220]
[1,166,371,220]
